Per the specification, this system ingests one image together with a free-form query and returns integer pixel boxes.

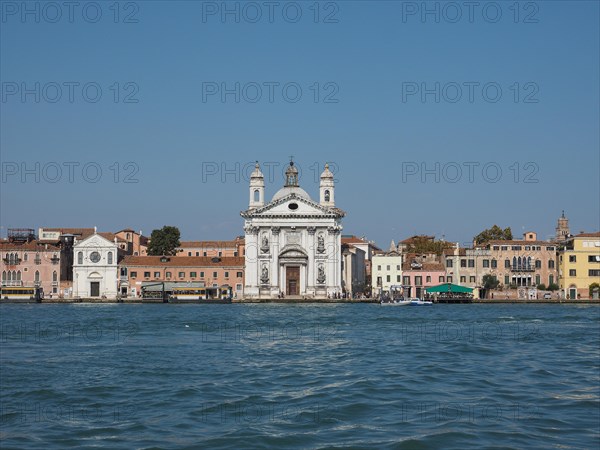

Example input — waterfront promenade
[3,297,598,304]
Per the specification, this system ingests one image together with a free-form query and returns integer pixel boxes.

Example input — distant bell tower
[555,210,570,243]
[249,162,265,209]
[319,163,335,207]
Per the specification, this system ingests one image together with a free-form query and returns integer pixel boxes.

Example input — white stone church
[241,161,345,299]
[73,231,119,298]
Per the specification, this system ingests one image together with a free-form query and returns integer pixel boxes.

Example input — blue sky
[1,0,598,247]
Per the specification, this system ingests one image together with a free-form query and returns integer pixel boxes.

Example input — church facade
[241,161,345,299]
[73,232,119,298]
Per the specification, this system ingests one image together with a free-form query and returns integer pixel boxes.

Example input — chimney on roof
[94,226,97,234]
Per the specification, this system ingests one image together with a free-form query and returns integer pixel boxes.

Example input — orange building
[114,229,149,256]
[119,255,245,297]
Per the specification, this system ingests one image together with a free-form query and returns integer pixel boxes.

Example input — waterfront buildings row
[2,161,598,299]
[371,218,599,300]
[3,226,596,301]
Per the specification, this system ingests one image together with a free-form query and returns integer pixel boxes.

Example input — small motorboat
[409,298,433,306]
[380,298,411,306]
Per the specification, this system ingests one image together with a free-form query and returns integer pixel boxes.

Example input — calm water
[0,304,598,449]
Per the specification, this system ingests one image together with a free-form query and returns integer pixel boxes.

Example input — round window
[288,203,299,210]
[90,252,101,263]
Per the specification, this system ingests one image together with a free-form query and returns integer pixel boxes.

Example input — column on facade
[245,225,259,290]
[334,230,341,293]
[326,226,340,294]
[271,227,280,294]
[307,226,316,293]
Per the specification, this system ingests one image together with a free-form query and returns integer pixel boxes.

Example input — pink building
[401,253,446,299]
[1,234,61,297]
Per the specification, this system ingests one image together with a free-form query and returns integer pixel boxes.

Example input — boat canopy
[141,281,206,291]
[425,283,473,294]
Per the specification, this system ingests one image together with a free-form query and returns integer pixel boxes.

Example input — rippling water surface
[1,304,598,449]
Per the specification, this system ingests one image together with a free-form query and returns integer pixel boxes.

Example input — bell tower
[249,162,264,209]
[555,210,570,243]
[319,163,335,207]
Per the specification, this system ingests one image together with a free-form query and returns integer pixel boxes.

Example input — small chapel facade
[241,161,345,299]
[73,231,119,298]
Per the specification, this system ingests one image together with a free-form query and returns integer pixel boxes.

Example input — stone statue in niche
[260,265,269,284]
[317,233,325,254]
[317,264,326,284]
[261,234,269,253]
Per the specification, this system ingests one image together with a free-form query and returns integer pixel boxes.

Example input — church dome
[272,186,311,202]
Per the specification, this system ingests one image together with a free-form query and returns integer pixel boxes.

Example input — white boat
[380,299,411,306]
[409,298,433,306]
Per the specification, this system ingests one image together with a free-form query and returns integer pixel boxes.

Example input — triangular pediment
[241,193,344,218]
[75,234,115,249]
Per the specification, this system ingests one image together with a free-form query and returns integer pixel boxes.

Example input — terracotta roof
[0,240,60,251]
[574,232,600,238]
[121,256,245,267]
[342,236,367,244]
[341,236,381,250]
[96,232,127,242]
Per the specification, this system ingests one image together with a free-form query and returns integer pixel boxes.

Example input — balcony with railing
[1,280,23,287]
[510,265,535,272]
[2,257,22,265]
[50,256,60,265]
[34,258,42,265]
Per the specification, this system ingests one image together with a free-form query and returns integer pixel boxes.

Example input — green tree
[406,236,454,255]
[147,226,181,256]
[474,225,513,245]
[482,274,500,290]
[547,283,559,291]
[537,283,547,291]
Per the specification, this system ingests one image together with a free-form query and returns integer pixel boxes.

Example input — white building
[241,161,345,299]
[73,231,119,298]
[341,243,366,297]
[372,252,403,297]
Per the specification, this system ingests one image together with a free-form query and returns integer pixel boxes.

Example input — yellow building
[558,232,600,299]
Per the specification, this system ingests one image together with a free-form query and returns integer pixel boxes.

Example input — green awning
[425,283,473,294]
